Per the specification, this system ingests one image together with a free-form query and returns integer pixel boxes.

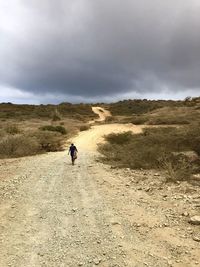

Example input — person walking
[68,143,78,165]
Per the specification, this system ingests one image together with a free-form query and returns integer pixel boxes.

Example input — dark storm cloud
[0,0,200,103]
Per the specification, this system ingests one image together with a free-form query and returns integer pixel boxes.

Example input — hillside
[104,97,200,126]
[0,102,96,121]
[107,97,200,116]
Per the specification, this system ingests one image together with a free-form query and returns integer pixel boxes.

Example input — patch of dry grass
[109,99,200,126]
[99,125,200,182]
[0,103,95,158]
[79,124,91,131]
[40,125,67,135]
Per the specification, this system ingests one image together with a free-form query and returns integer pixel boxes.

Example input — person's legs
[71,154,74,165]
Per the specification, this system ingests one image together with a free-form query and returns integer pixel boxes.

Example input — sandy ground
[89,107,111,123]
[0,108,199,267]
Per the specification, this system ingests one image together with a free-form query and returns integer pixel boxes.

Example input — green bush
[40,125,67,135]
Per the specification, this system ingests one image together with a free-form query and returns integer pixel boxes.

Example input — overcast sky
[0,0,200,104]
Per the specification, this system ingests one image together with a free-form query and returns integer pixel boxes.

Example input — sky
[0,0,200,104]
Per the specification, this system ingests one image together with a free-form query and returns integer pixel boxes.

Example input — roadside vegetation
[0,124,66,158]
[0,102,96,159]
[99,124,200,182]
[79,124,91,131]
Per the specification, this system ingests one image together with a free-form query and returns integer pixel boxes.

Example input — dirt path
[0,108,199,267]
[89,107,111,123]
[73,123,143,151]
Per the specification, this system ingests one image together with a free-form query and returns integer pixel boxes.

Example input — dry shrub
[5,124,21,135]
[31,131,64,152]
[109,99,163,115]
[131,116,148,125]
[105,131,133,145]
[0,130,64,158]
[0,135,39,158]
[99,125,200,182]
[147,117,190,125]
[159,154,193,182]
[40,125,67,135]
[52,113,61,121]
[79,124,90,131]
[105,116,116,123]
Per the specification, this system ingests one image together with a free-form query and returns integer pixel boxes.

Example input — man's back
[69,145,77,154]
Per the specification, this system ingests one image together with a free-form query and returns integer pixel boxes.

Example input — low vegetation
[0,102,96,121]
[99,125,200,182]
[0,125,64,158]
[40,125,67,135]
[5,124,21,135]
[108,97,200,126]
[108,97,200,116]
[0,102,97,159]
[108,99,180,116]
[79,124,91,131]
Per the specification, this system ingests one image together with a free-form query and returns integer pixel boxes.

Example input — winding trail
[0,107,199,267]
[89,107,111,123]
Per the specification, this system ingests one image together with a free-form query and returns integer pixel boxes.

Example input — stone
[37,252,44,257]
[189,216,200,225]
[163,223,169,227]
[93,258,101,265]
[182,212,189,217]
[72,208,78,212]
[145,187,151,192]
[193,236,200,242]
[111,221,121,225]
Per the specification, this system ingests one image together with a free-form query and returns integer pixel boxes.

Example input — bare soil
[0,107,199,267]
[89,107,111,124]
